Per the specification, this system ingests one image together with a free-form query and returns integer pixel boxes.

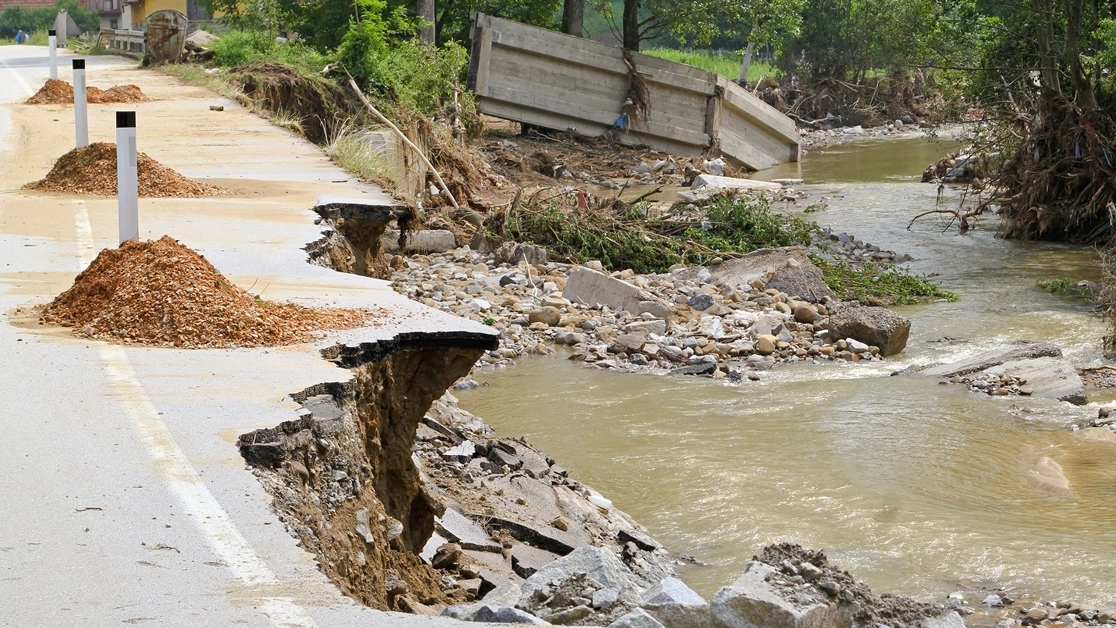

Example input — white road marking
[0,57,36,97]
[74,204,317,628]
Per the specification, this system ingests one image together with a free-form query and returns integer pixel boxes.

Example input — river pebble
[389,229,908,376]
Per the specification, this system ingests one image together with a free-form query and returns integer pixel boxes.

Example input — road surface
[0,45,488,627]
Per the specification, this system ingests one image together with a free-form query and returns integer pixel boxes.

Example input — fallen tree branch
[344,74,459,208]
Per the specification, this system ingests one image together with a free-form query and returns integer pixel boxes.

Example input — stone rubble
[388,230,918,378]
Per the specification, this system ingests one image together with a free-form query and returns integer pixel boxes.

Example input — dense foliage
[0,0,99,38]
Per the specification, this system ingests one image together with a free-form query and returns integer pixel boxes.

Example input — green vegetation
[1036,278,1074,295]
[813,258,957,305]
[323,122,391,186]
[207,30,331,75]
[487,194,813,274]
[487,192,950,304]
[0,0,99,38]
[642,48,774,82]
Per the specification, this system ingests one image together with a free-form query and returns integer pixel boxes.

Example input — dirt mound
[42,235,378,348]
[230,62,355,145]
[26,142,221,197]
[25,79,148,105]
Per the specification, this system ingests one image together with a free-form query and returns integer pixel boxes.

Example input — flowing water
[457,135,1116,605]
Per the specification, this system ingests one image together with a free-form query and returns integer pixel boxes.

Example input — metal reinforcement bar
[466,13,800,171]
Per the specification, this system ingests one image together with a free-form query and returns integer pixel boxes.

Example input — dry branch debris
[25,143,222,197]
[43,236,381,348]
[26,79,147,104]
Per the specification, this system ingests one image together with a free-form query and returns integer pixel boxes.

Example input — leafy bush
[0,1,99,38]
[209,29,330,74]
[369,39,471,116]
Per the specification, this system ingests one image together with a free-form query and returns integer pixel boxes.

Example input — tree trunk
[416,0,435,44]
[737,41,755,84]
[1034,0,1060,93]
[1064,0,1096,109]
[561,0,584,37]
[623,0,640,51]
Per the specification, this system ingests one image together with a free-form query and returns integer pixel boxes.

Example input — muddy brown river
[457,135,1116,606]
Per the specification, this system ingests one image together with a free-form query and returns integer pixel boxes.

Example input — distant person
[15,30,26,44]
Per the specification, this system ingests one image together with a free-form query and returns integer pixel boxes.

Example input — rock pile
[26,142,222,197]
[442,541,965,627]
[43,235,377,348]
[943,373,1033,397]
[389,236,914,377]
[25,78,147,104]
[415,394,673,610]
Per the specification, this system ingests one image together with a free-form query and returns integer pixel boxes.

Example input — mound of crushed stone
[26,79,147,104]
[25,142,221,197]
[42,235,379,348]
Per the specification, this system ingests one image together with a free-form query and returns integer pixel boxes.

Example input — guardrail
[97,28,144,53]
[466,13,800,171]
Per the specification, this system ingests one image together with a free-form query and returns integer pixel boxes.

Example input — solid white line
[74,204,318,628]
[0,56,36,97]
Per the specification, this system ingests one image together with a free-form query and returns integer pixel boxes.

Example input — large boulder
[711,562,849,628]
[828,305,910,356]
[763,264,834,304]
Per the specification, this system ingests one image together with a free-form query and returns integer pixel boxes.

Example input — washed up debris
[42,235,379,348]
[25,143,222,197]
[25,79,147,105]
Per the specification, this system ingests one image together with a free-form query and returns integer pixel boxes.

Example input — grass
[323,122,391,185]
[0,30,47,45]
[642,48,776,83]
[813,257,958,305]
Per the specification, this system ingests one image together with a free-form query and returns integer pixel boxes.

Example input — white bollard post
[48,30,58,80]
[73,59,88,148]
[116,111,138,244]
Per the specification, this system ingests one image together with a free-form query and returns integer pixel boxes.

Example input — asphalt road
[0,45,486,627]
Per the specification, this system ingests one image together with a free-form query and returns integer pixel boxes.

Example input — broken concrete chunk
[442,440,476,463]
[512,543,563,579]
[642,577,706,606]
[618,528,660,552]
[482,581,525,607]
[711,561,849,628]
[562,268,668,319]
[641,577,711,628]
[381,228,457,254]
[438,509,502,553]
[609,608,667,628]
[473,605,549,624]
[691,174,782,192]
[520,546,640,607]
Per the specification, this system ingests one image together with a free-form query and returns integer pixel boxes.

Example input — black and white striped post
[116,111,138,244]
[48,30,57,80]
[73,59,87,148]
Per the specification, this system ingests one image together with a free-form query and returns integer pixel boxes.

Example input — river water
[457,135,1116,606]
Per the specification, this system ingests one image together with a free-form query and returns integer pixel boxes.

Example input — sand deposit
[25,143,222,197]
[43,235,379,348]
[26,79,147,105]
